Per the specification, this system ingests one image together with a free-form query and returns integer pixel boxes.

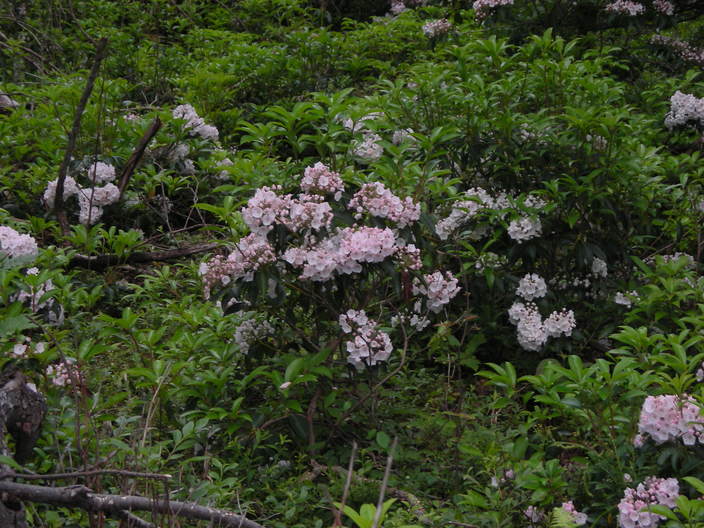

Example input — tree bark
[0,366,47,528]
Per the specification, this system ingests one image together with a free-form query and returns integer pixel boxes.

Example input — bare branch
[53,37,108,235]
[1,469,172,482]
[118,117,162,197]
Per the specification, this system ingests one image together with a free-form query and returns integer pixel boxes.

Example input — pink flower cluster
[422,19,452,38]
[664,91,704,130]
[242,186,334,235]
[605,0,645,16]
[172,104,219,141]
[634,394,704,446]
[0,225,39,264]
[561,501,587,526]
[472,0,514,20]
[200,234,276,298]
[652,0,674,15]
[339,309,393,369]
[508,302,576,351]
[618,477,679,528]
[301,162,344,199]
[652,35,703,65]
[349,182,420,228]
[412,271,461,313]
[284,227,398,281]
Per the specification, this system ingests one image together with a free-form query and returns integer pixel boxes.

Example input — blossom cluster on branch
[200,162,461,365]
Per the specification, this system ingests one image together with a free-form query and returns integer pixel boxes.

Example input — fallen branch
[68,242,218,270]
[54,37,108,235]
[118,117,162,197]
[0,481,267,528]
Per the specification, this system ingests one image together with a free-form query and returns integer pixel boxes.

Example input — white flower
[516,273,547,301]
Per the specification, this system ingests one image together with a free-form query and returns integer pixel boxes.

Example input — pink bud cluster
[395,244,422,270]
[349,182,420,228]
[339,309,393,369]
[172,104,219,141]
[472,0,514,20]
[652,35,703,65]
[605,0,645,15]
[617,477,679,528]
[664,91,704,130]
[301,162,344,199]
[412,271,461,313]
[422,19,452,38]
[634,394,704,446]
[508,302,575,351]
[0,226,39,264]
[46,358,79,387]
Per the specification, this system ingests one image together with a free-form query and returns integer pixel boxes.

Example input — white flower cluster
[515,273,547,301]
[435,187,505,240]
[339,309,393,369]
[474,252,507,272]
[412,271,461,313]
[664,91,704,130]
[0,225,39,265]
[507,216,542,243]
[422,19,452,38]
[234,315,274,354]
[604,0,645,15]
[614,290,639,307]
[43,162,120,225]
[172,104,219,141]
[472,0,514,20]
[390,300,430,331]
[352,133,384,162]
[11,335,46,359]
[508,290,575,351]
[591,257,608,278]
[392,128,415,145]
